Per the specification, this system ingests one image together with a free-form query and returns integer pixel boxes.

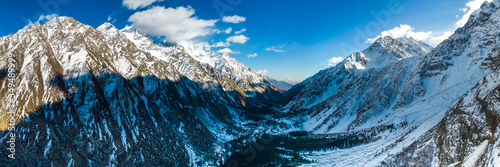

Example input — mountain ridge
[277,0,500,166]
[0,16,286,166]
[1,1,500,165]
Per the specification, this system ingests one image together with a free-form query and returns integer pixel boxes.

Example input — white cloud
[327,57,344,66]
[247,53,258,58]
[212,41,231,47]
[215,27,233,34]
[107,15,117,23]
[199,42,213,51]
[235,28,246,34]
[128,6,218,43]
[224,27,232,34]
[366,38,380,44]
[178,41,213,52]
[39,14,58,22]
[456,0,493,27]
[123,0,164,10]
[222,15,246,23]
[256,70,269,75]
[218,48,240,54]
[406,31,433,41]
[31,14,59,25]
[366,24,432,43]
[226,35,249,44]
[429,31,454,44]
[266,46,285,53]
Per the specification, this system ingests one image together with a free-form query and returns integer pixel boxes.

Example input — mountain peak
[463,0,500,28]
[342,37,432,69]
[42,16,89,32]
[97,22,116,31]
[371,36,429,51]
[47,16,77,24]
[97,22,122,39]
[373,35,396,43]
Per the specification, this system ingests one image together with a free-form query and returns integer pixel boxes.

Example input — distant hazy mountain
[259,74,295,92]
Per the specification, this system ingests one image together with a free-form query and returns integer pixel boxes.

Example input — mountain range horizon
[1,0,500,166]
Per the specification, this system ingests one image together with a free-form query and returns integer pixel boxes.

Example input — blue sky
[0,0,489,82]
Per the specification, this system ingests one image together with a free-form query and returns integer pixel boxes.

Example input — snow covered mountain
[1,0,500,166]
[284,36,433,132]
[100,23,285,106]
[259,74,295,92]
[0,17,284,166]
[273,0,500,166]
[385,1,500,166]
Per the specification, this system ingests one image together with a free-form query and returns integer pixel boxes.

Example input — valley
[1,0,500,166]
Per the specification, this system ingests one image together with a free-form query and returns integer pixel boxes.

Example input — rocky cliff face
[0,17,284,166]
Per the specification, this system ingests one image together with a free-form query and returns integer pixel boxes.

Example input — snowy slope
[284,36,434,133]
[280,1,500,166]
[1,0,500,166]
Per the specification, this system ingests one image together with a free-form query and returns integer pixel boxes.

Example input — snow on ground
[461,140,489,167]
[490,137,500,166]
[184,143,201,167]
[298,75,472,166]
[44,140,52,157]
